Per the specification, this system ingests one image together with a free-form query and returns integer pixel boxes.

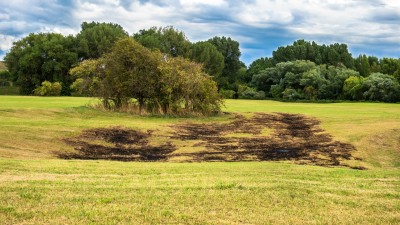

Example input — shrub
[34,81,62,96]
[219,89,236,99]
[282,88,302,100]
[239,88,265,100]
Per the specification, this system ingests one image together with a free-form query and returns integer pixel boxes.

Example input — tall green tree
[5,33,78,95]
[207,36,243,89]
[72,38,161,110]
[103,38,161,110]
[272,40,353,68]
[133,26,192,57]
[76,21,128,59]
[380,58,400,76]
[354,54,371,77]
[189,41,224,78]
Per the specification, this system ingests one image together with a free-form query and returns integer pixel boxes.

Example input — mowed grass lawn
[0,96,399,224]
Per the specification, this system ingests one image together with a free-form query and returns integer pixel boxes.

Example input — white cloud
[234,0,294,27]
[0,0,399,62]
[230,0,400,47]
[179,0,227,11]
[73,0,179,34]
[0,34,18,51]
[0,13,10,20]
[180,0,226,6]
[39,26,79,35]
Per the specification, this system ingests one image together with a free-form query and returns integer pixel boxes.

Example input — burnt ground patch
[59,127,176,161]
[171,113,361,168]
[59,113,363,169]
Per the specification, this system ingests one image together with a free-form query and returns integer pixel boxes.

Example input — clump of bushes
[70,38,222,115]
[237,85,265,100]
[219,89,236,99]
[34,81,62,96]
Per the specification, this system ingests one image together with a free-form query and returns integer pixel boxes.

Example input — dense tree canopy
[76,22,129,59]
[207,36,244,89]
[189,41,224,78]
[272,40,354,68]
[133,26,191,58]
[245,57,275,83]
[4,21,399,103]
[5,33,78,95]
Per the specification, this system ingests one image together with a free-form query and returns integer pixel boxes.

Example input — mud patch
[59,127,175,161]
[59,113,362,169]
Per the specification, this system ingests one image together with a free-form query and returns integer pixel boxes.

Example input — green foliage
[72,38,161,110]
[189,41,224,78]
[158,57,223,114]
[6,21,399,103]
[250,60,362,101]
[343,76,364,100]
[237,85,265,99]
[270,84,284,98]
[362,73,400,102]
[70,38,222,115]
[0,70,10,79]
[354,54,370,76]
[76,21,128,59]
[69,59,105,96]
[0,70,12,86]
[207,36,243,89]
[4,33,78,95]
[219,89,236,99]
[380,58,400,76]
[33,81,62,96]
[240,89,266,100]
[245,57,275,83]
[272,40,354,68]
[251,67,280,94]
[317,66,359,100]
[133,26,191,58]
[282,88,303,100]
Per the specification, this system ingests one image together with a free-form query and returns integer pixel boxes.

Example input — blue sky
[0,0,399,65]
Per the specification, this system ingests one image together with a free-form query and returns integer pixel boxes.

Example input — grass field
[0,96,399,224]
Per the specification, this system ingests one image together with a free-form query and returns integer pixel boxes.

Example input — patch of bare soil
[59,113,363,169]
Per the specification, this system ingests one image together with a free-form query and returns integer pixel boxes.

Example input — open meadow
[0,96,399,224]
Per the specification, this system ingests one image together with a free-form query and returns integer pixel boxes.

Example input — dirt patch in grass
[60,113,363,169]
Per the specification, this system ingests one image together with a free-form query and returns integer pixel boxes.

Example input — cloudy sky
[0,0,399,65]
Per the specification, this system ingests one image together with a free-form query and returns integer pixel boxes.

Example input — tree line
[245,40,400,102]
[4,21,400,103]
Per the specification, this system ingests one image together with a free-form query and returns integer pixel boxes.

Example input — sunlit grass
[0,96,399,224]
[0,159,399,224]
